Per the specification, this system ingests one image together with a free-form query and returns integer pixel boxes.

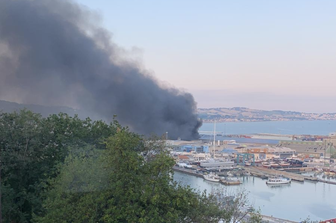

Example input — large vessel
[200,159,234,169]
[203,172,220,182]
[266,176,291,185]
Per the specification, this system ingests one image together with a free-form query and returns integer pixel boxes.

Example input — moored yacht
[266,176,291,185]
[203,172,220,182]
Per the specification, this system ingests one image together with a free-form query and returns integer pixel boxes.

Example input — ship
[266,176,291,185]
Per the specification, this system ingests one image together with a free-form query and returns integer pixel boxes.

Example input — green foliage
[0,110,116,223]
[1,109,262,223]
[33,148,108,223]
[35,128,232,223]
[300,217,319,223]
[247,208,263,223]
[210,188,263,223]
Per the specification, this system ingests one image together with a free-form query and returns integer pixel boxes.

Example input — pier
[173,166,242,186]
[246,167,306,182]
[246,167,319,182]
[173,166,336,221]
[173,165,336,186]
[172,166,203,178]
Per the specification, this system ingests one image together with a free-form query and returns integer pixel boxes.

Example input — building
[279,140,325,158]
[200,159,234,169]
[237,146,295,160]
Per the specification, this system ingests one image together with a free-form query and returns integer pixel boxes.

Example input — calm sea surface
[174,172,336,221]
[199,120,336,135]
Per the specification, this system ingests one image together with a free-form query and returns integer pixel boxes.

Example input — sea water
[174,172,336,221]
[199,120,336,136]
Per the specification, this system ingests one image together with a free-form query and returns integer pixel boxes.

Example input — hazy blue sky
[76,0,336,113]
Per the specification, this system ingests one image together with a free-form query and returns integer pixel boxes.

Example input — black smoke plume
[0,0,201,140]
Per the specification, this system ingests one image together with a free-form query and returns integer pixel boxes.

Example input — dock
[246,167,305,182]
[172,166,203,178]
[173,165,336,186]
[246,167,319,182]
[173,166,243,186]
[284,167,314,172]
[318,179,336,185]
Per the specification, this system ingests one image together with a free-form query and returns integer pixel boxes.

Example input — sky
[76,1,336,112]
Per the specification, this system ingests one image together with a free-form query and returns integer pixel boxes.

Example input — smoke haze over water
[0,0,201,140]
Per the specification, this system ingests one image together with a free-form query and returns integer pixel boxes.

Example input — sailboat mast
[213,121,216,157]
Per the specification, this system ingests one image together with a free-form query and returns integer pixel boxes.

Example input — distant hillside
[198,107,336,122]
[0,100,96,119]
[2,101,336,123]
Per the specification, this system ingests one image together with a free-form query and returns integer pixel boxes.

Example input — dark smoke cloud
[0,0,201,140]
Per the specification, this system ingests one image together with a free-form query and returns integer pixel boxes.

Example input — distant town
[198,107,336,123]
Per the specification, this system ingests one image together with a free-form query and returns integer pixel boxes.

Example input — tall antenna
[213,121,216,157]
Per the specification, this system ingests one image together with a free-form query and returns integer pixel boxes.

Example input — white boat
[177,163,193,168]
[279,161,290,167]
[200,159,234,168]
[266,176,291,185]
[203,172,220,182]
[227,171,233,177]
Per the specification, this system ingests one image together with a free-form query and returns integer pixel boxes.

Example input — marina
[170,120,336,221]
[174,171,336,222]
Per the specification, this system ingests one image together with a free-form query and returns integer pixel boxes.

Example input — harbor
[173,166,242,185]
[173,170,336,222]
[169,122,336,221]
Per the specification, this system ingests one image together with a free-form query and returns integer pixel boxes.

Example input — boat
[266,176,291,185]
[279,161,291,167]
[200,159,234,168]
[203,172,220,182]
[262,162,272,168]
[270,162,279,168]
[227,172,233,177]
[221,178,241,185]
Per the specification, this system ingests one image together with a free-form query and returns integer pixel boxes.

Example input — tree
[0,110,116,223]
[1,110,262,223]
[33,147,108,223]
[35,128,231,223]
[0,110,46,223]
[210,188,262,223]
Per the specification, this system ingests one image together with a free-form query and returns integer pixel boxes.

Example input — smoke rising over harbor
[0,0,201,139]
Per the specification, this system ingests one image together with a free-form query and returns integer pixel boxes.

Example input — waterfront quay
[172,166,242,185]
[245,166,317,182]
[173,170,336,221]
[169,131,336,185]
[179,125,336,220]
[173,167,300,222]
[173,163,336,186]
[173,166,203,178]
